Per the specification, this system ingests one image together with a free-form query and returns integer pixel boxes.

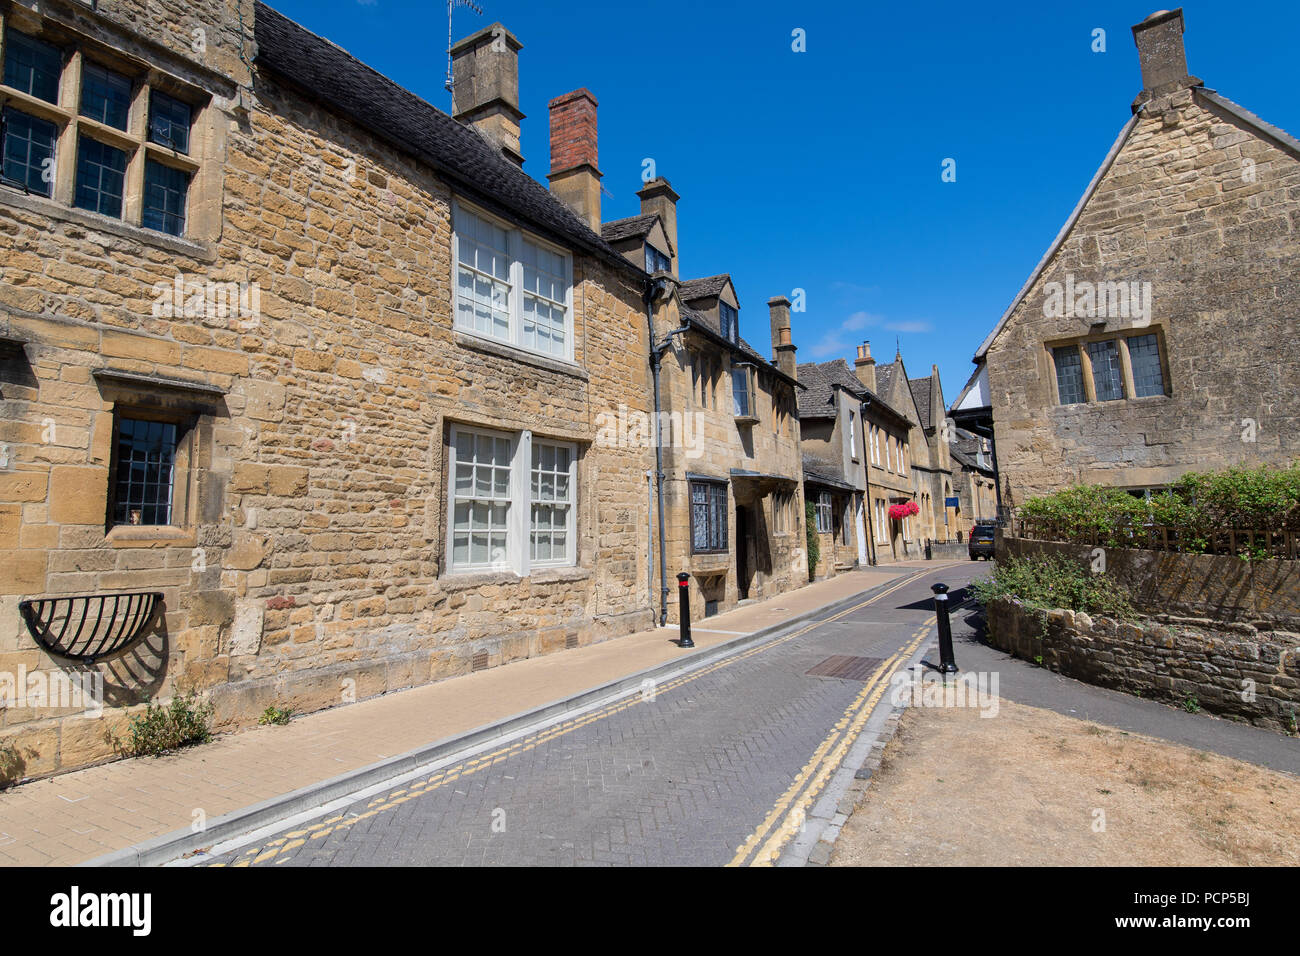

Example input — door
[735,505,751,600]
[855,498,867,566]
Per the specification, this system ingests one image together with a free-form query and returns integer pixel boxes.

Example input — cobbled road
[205,564,978,867]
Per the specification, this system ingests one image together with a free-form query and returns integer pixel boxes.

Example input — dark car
[968,521,996,560]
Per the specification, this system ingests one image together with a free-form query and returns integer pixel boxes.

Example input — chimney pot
[854,341,876,392]
[547,89,602,231]
[451,23,525,165]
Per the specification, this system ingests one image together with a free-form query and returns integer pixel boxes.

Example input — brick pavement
[205,566,958,866]
[0,563,952,865]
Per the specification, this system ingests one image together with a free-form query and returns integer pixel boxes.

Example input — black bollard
[931,583,958,673]
[677,572,694,648]
[925,539,933,561]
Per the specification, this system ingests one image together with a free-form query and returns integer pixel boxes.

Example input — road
[201,563,979,867]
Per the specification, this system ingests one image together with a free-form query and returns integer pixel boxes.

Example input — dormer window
[719,301,738,344]
[645,243,671,274]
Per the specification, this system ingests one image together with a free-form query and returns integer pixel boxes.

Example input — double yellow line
[211,569,937,867]
[727,623,930,867]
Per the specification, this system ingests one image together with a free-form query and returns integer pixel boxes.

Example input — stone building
[796,359,869,577]
[0,1,657,776]
[949,428,998,536]
[970,8,1300,505]
[856,343,955,555]
[602,181,805,621]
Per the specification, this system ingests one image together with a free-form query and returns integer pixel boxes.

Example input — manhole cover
[806,655,887,681]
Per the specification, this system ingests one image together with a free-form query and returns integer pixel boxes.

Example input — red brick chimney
[547,89,601,231]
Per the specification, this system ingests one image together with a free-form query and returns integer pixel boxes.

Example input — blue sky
[268,0,1300,405]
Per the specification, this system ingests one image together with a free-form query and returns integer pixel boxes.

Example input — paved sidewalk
[0,563,948,866]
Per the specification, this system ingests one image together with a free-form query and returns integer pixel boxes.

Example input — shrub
[258,705,293,726]
[1017,461,1300,559]
[109,691,213,758]
[0,741,32,789]
[970,554,1135,619]
[805,499,819,582]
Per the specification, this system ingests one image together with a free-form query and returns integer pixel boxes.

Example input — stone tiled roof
[254,2,639,275]
[908,377,933,429]
[601,214,659,243]
[795,359,903,421]
[795,359,863,418]
[681,304,763,367]
[874,362,896,398]
[678,275,731,302]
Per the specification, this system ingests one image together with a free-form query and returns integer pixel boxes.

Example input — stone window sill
[105,525,197,548]
[440,565,591,591]
[453,330,589,381]
[0,187,215,262]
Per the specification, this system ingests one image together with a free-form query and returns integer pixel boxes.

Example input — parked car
[968,521,996,560]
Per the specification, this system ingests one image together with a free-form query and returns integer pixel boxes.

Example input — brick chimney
[637,178,679,277]
[451,23,525,165]
[1131,8,1200,109]
[768,296,797,380]
[854,341,876,392]
[547,89,601,231]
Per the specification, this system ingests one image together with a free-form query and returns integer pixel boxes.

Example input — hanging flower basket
[889,501,919,521]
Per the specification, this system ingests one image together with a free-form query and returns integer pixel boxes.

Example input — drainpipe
[644,277,682,627]
[645,469,654,609]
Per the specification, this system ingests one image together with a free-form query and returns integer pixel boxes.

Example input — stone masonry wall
[986,597,1300,734]
[986,89,1300,504]
[999,536,1300,630]
[0,46,652,777]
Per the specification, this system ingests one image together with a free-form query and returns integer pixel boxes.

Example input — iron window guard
[18,591,163,664]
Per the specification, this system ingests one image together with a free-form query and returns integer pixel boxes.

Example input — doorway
[735,505,752,600]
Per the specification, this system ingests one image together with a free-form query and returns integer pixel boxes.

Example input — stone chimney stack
[451,23,525,165]
[547,89,601,231]
[636,178,680,277]
[854,341,876,392]
[768,296,797,380]
[1131,8,1200,108]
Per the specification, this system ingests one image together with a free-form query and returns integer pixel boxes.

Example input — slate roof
[795,359,904,422]
[908,377,933,429]
[253,2,639,275]
[678,275,732,302]
[601,214,659,244]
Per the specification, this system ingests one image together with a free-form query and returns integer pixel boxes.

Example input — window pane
[80,62,132,130]
[113,418,178,526]
[1053,345,1085,405]
[1127,334,1164,398]
[1087,339,1124,402]
[455,208,511,341]
[1,107,56,196]
[719,302,738,342]
[148,90,191,154]
[142,159,190,236]
[3,30,62,104]
[732,367,750,417]
[74,136,127,218]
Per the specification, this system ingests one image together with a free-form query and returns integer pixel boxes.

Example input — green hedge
[1016,462,1300,559]
[970,554,1135,619]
